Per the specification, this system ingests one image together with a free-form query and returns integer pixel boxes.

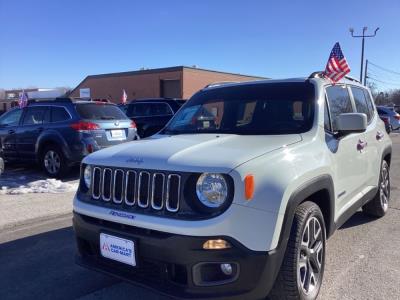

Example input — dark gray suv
[0,98,138,177]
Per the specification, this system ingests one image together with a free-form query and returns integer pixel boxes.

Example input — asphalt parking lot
[0,135,400,300]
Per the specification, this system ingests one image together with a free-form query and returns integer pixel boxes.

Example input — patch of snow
[0,179,78,195]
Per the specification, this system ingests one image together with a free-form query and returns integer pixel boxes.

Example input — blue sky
[1,0,399,91]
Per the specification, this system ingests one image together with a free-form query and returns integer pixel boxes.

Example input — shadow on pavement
[339,211,377,230]
[0,226,118,300]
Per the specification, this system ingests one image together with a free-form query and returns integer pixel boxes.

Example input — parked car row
[118,98,184,137]
[377,105,400,133]
[0,98,138,177]
[0,97,185,177]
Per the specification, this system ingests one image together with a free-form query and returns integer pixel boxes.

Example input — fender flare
[266,175,335,285]
[381,145,392,165]
[36,131,71,161]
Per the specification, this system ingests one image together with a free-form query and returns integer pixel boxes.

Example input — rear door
[0,108,23,159]
[75,103,134,148]
[349,86,379,189]
[16,106,50,159]
[325,85,368,218]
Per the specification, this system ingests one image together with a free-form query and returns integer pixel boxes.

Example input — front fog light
[83,165,92,188]
[196,173,228,208]
[220,263,233,276]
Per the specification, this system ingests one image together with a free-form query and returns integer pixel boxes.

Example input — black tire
[362,160,390,218]
[0,157,4,175]
[40,145,69,178]
[269,201,326,300]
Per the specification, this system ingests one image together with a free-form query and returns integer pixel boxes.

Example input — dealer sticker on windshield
[100,233,136,266]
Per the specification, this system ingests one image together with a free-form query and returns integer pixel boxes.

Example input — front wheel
[0,156,4,175]
[269,201,326,300]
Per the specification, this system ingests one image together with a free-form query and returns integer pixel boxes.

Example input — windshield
[163,82,315,135]
[75,103,129,120]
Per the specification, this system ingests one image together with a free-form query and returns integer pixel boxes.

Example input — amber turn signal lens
[203,239,231,250]
[244,175,254,200]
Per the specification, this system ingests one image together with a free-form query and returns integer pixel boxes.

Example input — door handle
[8,129,15,135]
[376,131,384,141]
[357,140,368,151]
[37,127,44,133]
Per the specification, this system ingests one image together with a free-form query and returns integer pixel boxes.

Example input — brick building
[69,66,266,103]
[0,88,38,113]
[0,88,69,113]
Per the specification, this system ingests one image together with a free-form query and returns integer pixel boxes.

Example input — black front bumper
[73,212,284,300]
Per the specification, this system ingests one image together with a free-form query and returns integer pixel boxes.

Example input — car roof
[202,75,367,92]
[128,98,183,105]
[74,100,116,105]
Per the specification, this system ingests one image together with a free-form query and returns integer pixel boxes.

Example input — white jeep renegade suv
[73,73,392,300]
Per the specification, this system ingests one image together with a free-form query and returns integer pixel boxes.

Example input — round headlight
[83,165,92,188]
[196,173,228,208]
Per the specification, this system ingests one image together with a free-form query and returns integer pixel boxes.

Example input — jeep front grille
[91,167,181,213]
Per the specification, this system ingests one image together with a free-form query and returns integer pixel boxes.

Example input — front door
[325,85,369,218]
[0,108,23,159]
[16,106,50,159]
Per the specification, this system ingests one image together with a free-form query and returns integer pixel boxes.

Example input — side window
[149,103,173,116]
[377,108,386,115]
[127,103,150,117]
[51,107,71,122]
[324,98,331,132]
[351,87,371,122]
[22,107,47,126]
[0,109,22,126]
[325,85,353,132]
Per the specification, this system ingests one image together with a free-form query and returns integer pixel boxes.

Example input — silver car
[377,106,400,130]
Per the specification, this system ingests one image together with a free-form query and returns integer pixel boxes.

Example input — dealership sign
[79,88,91,98]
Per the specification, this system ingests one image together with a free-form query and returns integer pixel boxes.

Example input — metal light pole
[349,27,379,83]
[364,59,369,86]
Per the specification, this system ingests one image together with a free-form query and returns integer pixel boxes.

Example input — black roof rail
[343,75,361,83]
[27,97,73,105]
[308,71,361,83]
[204,81,238,88]
[308,71,325,79]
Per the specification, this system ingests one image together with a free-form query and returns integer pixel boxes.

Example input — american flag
[121,89,128,104]
[324,42,350,82]
[18,91,28,108]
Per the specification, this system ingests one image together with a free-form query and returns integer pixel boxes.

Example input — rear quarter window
[149,103,173,116]
[351,87,371,122]
[75,103,128,120]
[51,107,71,122]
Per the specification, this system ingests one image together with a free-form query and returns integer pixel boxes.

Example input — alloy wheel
[44,150,61,175]
[380,163,390,211]
[297,216,324,295]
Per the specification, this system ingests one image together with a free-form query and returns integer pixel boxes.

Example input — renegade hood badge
[126,157,144,164]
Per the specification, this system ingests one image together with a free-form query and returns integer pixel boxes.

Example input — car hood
[84,133,302,173]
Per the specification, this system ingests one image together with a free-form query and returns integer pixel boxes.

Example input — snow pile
[0,179,79,195]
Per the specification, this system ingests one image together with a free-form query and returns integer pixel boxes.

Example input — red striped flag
[121,89,128,104]
[324,42,350,82]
